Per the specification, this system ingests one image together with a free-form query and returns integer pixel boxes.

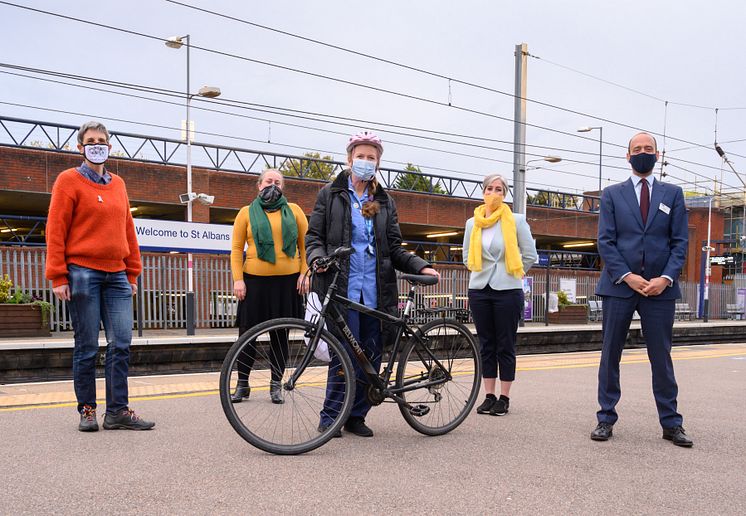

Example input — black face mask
[629,152,657,175]
[259,184,282,204]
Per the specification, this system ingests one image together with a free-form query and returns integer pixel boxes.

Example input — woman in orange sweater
[45,121,154,432]
[230,169,309,404]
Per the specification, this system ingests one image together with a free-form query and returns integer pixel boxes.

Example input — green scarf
[248,195,297,264]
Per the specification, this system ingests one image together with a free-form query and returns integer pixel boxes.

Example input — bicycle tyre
[220,317,355,455]
[395,318,480,436]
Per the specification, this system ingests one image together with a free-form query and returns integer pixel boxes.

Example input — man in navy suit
[591,132,692,447]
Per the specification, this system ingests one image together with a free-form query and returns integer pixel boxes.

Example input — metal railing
[3,246,743,331]
[0,115,600,208]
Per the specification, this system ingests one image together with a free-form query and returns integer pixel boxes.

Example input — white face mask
[84,144,109,165]
[351,159,376,181]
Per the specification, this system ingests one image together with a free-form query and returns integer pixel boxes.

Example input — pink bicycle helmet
[346,130,383,156]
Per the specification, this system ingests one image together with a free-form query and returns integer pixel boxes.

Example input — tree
[280,152,336,181]
[393,164,445,194]
[527,190,580,210]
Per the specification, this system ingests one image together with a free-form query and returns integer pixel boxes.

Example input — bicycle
[219,246,481,455]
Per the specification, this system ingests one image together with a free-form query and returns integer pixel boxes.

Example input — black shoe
[662,426,693,447]
[489,395,510,416]
[78,405,99,432]
[230,383,250,403]
[103,409,155,430]
[591,422,613,441]
[317,423,342,438]
[270,381,284,404]
[344,418,374,437]
[476,394,497,415]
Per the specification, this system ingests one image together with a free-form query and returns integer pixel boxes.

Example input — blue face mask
[629,152,657,175]
[351,159,376,181]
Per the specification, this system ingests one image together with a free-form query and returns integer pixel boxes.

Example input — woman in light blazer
[463,173,537,416]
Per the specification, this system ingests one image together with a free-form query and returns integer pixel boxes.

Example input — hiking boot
[476,394,497,415]
[591,422,613,441]
[78,405,99,432]
[103,409,155,430]
[270,381,284,404]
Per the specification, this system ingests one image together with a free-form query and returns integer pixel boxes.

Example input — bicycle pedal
[409,404,430,417]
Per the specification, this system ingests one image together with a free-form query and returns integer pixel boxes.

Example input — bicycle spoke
[220,318,354,454]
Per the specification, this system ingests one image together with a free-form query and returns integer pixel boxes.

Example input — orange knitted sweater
[45,168,142,287]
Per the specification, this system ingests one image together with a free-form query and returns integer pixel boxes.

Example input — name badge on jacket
[659,203,670,214]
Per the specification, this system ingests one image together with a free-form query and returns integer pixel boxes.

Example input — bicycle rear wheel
[396,318,480,435]
[220,318,354,455]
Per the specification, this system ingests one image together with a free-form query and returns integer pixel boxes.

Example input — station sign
[133,219,232,254]
[709,255,735,266]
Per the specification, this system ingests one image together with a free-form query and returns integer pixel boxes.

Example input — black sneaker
[103,409,155,430]
[476,394,497,415]
[78,405,99,432]
[489,395,510,416]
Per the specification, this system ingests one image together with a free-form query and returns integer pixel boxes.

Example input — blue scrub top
[347,177,377,309]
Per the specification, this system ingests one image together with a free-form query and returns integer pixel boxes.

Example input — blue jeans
[67,265,133,415]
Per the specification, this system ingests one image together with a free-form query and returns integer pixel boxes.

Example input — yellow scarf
[467,203,524,278]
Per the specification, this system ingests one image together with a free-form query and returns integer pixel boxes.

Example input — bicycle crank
[366,385,386,406]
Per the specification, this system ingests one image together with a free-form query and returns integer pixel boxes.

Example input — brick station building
[0,144,724,285]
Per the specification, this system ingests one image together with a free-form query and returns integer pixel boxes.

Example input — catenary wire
[1,67,638,174]
[7,0,738,162]
[4,67,740,191]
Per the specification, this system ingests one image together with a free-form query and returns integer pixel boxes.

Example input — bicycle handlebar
[312,246,355,271]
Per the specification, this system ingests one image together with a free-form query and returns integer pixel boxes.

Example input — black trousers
[468,287,522,381]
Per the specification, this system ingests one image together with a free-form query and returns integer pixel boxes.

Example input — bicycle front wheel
[220,318,354,455]
[395,318,480,436]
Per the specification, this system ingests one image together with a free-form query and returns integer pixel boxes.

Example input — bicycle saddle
[398,273,439,286]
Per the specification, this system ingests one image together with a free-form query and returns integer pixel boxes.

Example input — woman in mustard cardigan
[230,169,309,404]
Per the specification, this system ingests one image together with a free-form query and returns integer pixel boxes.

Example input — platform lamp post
[515,156,562,214]
[517,156,561,327]
[577,126,603,197]
[166,34,222,335]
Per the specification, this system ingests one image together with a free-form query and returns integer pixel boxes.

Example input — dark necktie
[640,178,650,226]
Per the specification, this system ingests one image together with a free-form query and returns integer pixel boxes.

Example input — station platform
[1,343,745,514]
[2,320,746,384]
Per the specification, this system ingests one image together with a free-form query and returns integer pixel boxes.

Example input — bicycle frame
[287,267,452,405]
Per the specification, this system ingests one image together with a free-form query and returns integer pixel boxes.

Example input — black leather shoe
[230,383,250,403]
[344,418,374,437]
[591,422,613,441]
[317,423,342,438]
[662,426,693,447]
[269,381,284,404]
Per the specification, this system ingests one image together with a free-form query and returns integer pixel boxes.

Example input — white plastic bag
[304,292,331,362]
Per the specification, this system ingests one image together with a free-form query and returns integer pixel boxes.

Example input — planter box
[547,304,588,324]
[0,304,51,337]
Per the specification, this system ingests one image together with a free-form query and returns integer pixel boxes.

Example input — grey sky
[1,0,745,198]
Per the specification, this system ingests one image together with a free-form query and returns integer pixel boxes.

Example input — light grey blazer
[462,213,538,290]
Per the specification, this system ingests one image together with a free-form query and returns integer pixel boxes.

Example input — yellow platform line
[1,349,744,412]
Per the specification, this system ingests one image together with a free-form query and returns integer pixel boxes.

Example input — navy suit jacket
[595,178,688,300]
